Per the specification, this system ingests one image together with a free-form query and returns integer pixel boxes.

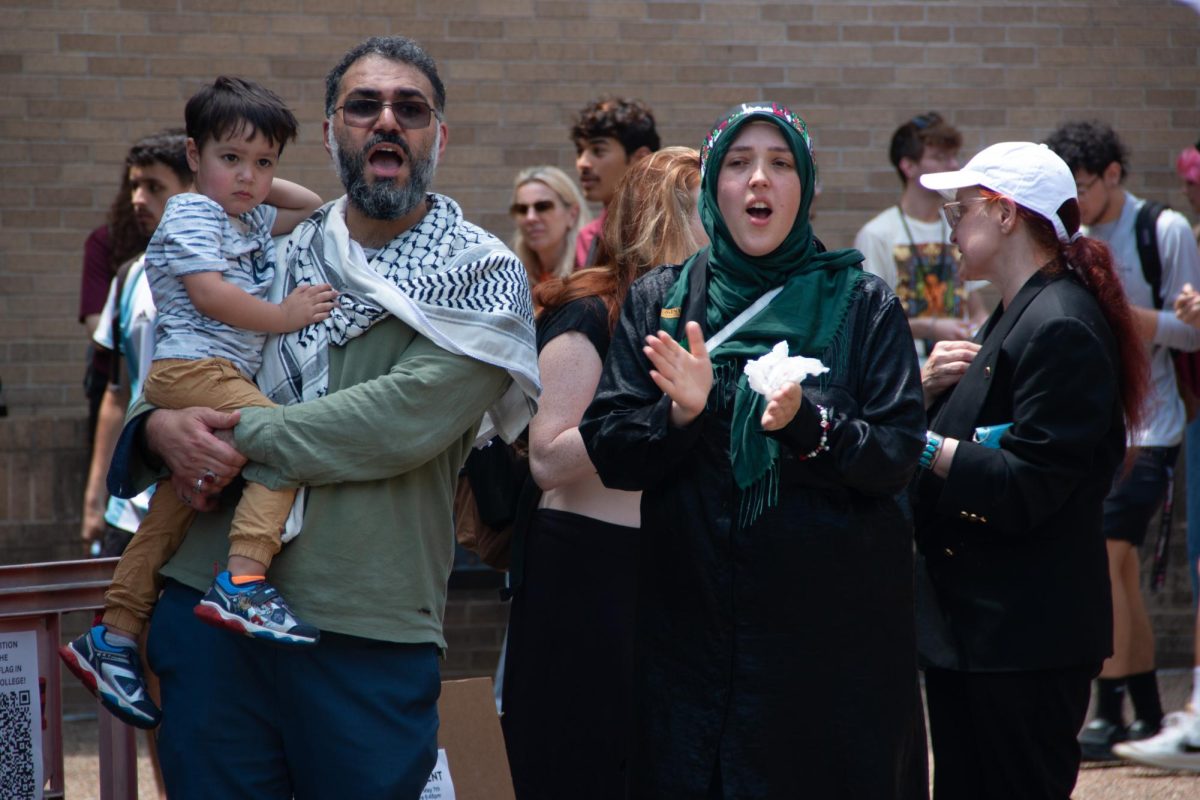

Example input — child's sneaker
[194,571,320,647]
[59,625,161,729]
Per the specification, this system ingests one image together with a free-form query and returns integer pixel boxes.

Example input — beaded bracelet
[919,431,943,470]
[797,404,831,460]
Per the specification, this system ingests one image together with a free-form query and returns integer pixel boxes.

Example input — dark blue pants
[147,580,440,800]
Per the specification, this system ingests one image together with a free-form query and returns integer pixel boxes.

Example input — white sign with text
[421,748,456,800]
[0,630,44,800]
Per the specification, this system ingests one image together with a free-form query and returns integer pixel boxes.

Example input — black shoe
[1126,718,1162,741]
[1079,718,1126,762]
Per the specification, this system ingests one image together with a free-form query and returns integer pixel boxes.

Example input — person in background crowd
[509,165,590,288]
[914,142,1148,800]
[1178,140,1200,605]
[81,130,193,560]
[571,95,659,268]
[580,102,927,798]
[63,75,335,732]
[80,134,190,452]
[1112,137,1200,773]
[854,112,989,358]
[104,36,538,797]
[501,147,705,799]
[78,128,193,800]
[1046,120,1200,762]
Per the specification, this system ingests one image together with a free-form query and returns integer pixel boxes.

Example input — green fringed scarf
[659,102,865,525]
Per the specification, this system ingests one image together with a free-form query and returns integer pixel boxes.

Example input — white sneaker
[1111,710,1200,772]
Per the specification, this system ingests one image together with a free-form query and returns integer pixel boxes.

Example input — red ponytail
[980,189,1149,432]
[1063,235,1149,434]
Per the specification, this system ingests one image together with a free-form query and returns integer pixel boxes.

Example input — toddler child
[61,76,337,729]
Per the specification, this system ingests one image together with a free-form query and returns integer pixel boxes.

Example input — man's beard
[328,125,440,221]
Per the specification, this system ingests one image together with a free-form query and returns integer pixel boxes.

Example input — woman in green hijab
[580,103,929,798]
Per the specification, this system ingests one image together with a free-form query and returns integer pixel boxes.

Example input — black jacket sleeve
[579,266,710,491]
[769,282,926,497]
[936,315,1120,536]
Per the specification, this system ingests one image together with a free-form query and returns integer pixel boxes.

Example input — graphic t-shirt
[855,205,966,321]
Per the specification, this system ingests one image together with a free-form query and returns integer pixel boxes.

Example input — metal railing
[0,558,138,800]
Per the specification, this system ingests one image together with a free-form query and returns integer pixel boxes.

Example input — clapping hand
[645,321,714,428]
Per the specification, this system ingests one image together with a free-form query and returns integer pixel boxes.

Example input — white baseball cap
[920,141,1079,244]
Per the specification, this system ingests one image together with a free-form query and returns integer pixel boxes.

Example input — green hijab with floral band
[659,102,864,525]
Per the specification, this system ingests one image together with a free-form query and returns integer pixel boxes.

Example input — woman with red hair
[501,147,706,799]
[913,142,1148,799]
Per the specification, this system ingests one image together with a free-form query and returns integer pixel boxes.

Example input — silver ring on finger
[202,469,218,485]
[194,476,205,494]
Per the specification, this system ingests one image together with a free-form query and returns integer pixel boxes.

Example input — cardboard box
[434,677,515,800]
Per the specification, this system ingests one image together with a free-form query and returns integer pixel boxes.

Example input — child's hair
[185,76,299,156]
[888,111,961,184]
[570,96,660,157]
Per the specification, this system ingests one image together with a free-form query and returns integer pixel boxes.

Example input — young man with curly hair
[570,95,660,268]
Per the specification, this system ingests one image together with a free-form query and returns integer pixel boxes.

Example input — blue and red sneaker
[59,625,161,729]
[194,571,320,647]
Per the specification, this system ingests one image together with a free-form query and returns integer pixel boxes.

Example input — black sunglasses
[335,97,438,130]
[510,200,558,216]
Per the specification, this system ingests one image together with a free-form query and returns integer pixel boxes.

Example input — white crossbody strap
[704,286,783,351]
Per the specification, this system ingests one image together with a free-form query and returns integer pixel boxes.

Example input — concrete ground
[1069,667,1199,799]
[59,669,1198,799]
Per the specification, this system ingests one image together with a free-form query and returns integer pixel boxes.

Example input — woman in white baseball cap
[910,141,1150,799]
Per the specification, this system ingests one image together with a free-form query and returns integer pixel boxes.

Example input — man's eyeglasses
[510,200,558,216]
[942,198,989,228]
[335,98,438,129]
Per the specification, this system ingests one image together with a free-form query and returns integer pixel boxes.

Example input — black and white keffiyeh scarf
[258,193,540,446]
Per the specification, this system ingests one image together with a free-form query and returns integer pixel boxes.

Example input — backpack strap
[107,256,140,390]
[1136,200,1167,310]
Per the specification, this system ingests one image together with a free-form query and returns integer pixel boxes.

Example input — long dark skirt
[501,508,639,800]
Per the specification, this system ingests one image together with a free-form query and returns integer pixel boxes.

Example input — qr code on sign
[0,689,36,799]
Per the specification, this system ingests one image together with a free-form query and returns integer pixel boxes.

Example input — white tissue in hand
[744,342,828,396]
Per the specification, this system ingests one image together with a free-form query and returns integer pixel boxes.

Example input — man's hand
[645,321,713,428]
[145,407,247,512]
[761,382,803,432]
[921,340,980,408]
[280,283,338,332]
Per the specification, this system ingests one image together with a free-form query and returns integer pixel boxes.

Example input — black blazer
[914,269,1122,672]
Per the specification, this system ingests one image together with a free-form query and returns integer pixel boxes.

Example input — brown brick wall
[2,0,1199,415]
[0,417,90,564]
[1,1,1199,666]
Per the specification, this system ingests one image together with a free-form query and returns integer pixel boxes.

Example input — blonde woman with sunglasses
[509,166,590,288]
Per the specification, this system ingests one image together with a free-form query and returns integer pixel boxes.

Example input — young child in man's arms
[62,76,337,729]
